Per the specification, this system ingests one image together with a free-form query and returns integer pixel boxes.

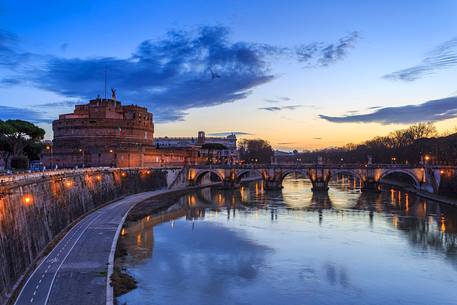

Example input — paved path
[14,189,175,305]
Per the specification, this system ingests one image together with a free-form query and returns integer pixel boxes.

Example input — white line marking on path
[14,213,100,305]
[43,213,103,305]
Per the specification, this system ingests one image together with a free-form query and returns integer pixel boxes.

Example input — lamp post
[109,148,117,168]
[79,148,85,168]
[46,145,53,170]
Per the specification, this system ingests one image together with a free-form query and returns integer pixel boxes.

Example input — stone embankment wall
[0,168,172,302]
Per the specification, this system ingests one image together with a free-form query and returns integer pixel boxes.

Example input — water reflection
[118,177,457,305]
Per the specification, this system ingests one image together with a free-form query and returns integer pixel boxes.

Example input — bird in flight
[209,68,221,80]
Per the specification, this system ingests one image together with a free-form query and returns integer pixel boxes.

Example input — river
[117,176,457,305]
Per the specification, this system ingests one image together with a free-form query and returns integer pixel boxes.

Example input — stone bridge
[180,161,455,194]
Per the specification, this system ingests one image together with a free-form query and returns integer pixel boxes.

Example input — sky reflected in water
[118,177,457,305]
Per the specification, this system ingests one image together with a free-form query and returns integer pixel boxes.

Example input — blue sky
[1,0,457,150]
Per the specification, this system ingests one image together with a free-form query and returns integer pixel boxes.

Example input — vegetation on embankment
[111,241,137,299]
[126,191,188,222]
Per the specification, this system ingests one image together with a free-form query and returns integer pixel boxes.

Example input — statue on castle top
[111,88,117,100]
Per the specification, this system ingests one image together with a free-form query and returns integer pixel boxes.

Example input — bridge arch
[281,169,309,182]
[236,169,267,182]
[194,170,224,185]
[331,169,363,181]
[379,169,421,189]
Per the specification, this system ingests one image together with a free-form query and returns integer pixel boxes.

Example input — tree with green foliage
[238,139,274,164]
[201,143,228,164]
[0,120,45,169]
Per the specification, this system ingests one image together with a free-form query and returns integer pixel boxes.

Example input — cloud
[345,110,359,114]
[0,30,42,70]
[34,100,82,108]
[0,105,52,123]
[319,96,457,124]
[313,137,323,140]
[207,131,252,136]
[1,26,358,123]
[0,30,21,68]
[277,142,295,145]
[259,104,303,111]
[281,105,302,110]
[264,96,291,103]
[259,106,281,112]
[296,31,359,67]
[383,37,457,81]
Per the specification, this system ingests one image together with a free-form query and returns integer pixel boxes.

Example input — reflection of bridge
[182,159,454,194]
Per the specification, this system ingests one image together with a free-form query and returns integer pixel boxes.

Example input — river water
[117,177,457,305]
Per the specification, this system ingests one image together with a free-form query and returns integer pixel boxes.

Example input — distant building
[155,131,239,163]
[42,97,202,168]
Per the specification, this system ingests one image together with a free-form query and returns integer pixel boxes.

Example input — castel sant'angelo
[42,91,207,168]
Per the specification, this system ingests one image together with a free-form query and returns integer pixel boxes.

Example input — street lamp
[46,145,53,169]
[109,149,117,167]
[79,148,85,168]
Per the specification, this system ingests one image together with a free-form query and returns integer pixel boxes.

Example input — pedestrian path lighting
[22,194,33,206]
[64,179,73,188]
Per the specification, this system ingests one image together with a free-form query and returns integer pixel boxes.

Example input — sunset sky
[1,0,457,150]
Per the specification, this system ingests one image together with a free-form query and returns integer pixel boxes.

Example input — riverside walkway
[14,189,179,305]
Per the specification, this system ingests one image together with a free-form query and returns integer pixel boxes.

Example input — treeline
[282,123,457,165]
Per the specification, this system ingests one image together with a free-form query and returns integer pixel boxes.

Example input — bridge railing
[0,166,182,185]
[190,163,456,170]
